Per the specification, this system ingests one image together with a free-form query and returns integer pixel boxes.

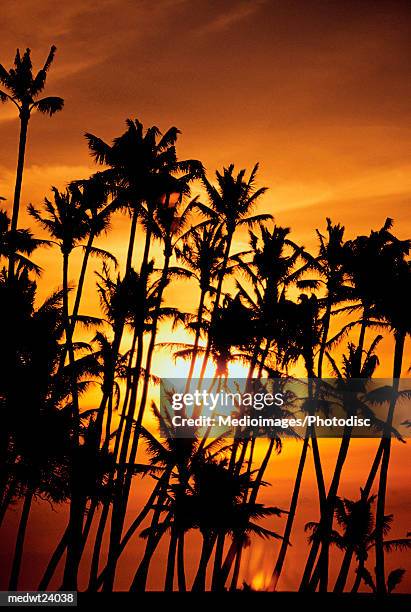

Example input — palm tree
[28,188,93,589]
[168,293,257,390]
[0,208,49,275]
[82,125,202,589]
[307,494,411,593]
[370,248,411,593]
[86,260,193,590]
[28,188,92,348]
[197,164,270,384]
[127,403,219,591]
[271,293,325,590]
[66,176,118,340]
[217,379,298,590]
[85,119,202,274]
[104,192,203,590]
[175,223,226,390]
[0,46,63,274]
[301,337,384,591]
[3,284,94,589]
[233,222,307,378]
[302,220,354,378]
[340,219,411,592]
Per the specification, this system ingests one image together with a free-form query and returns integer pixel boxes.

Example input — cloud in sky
[197,0,267,33]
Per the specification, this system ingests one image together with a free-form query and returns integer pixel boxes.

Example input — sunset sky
[1,0,410,593]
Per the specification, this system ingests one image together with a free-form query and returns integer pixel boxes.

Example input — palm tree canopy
[0,46,64,116]
[85,119,203,209]
[200,163,270,233]
[28,187,90,255]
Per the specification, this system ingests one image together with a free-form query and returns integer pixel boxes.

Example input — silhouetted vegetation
[0,45,410,594]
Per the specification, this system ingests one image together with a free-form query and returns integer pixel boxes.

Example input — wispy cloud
[198,0,267,34]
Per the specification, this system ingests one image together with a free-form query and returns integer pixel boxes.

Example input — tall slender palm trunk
[125,209,139,272]
[61,249,85,590]
[165,525,178,591]
[185,287,206,392]
[8,485,34,590]
[191,533,217,591]
[271,375,318,591]
[103,244,171,591]
[301,314,370,592]
[230,544,243,591]
[199,233,233,386]
[81,214,146,588]
[8,111,29,279]
[211,531,226,591]
[38,528,69,590]
[58,230,96,373]
[220,437,276,588]
[177,532,187,591]
[270,432,309,590]
[351,558,365,593]
[374,331,405,593]
[333,440,384,592]
[0,478,17,529]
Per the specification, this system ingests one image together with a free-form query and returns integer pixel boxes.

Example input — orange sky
[1,0,410,592]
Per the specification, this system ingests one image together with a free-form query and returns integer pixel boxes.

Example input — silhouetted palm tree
[0,46,63,277]
[301,337,385,591]
[271,293,325,590]
[197,164,270,383]
[3,284,94,589]
[234,222,307,377]
[341,219,411,593]
[307,494,411,593]
[0,208,49,274]
[175,223,226,390]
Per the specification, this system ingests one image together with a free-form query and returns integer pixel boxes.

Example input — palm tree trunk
[301,422,353,591]
[8,110,29,279]
[129,512,173,592]
[87,501,110,591]
[9,485,34,590]
[271,431,310,590]
[334,547,355,593]
[103,245,172,591]
[222,437,276,587]
[61,249,85,591]
[310,309,370,591]
[317,298,331,380]
[177,532,187,591]
[199,232,233,386]
[93,471,170,591]
[374,331,405,594]
[71,231,94,329]
[165,525,178,592]
[211,531,226,591]
[90,221,153,591]
[185,287,206,393]
[191,533,217,591]
[58,231,95,373]
[332,439,384,593]
[125,209,138,272]
[220,540,237,585]
[230,544,243,591]
[351,559,365,593]
[38,528,69,590]
[298,298,332,593]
